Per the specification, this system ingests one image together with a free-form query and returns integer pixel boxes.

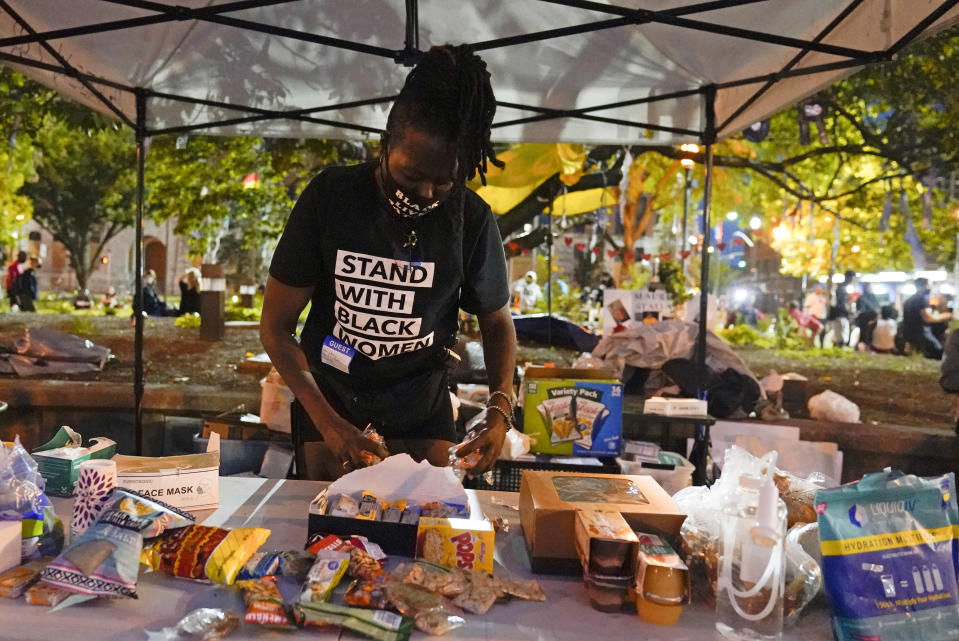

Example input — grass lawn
[735,345,952,430]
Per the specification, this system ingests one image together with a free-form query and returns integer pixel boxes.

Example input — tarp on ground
[2,1,957,144]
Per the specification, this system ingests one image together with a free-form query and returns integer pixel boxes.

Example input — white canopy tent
[1,0,957,454]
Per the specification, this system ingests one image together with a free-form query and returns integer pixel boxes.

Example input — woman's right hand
[322,418,390,470]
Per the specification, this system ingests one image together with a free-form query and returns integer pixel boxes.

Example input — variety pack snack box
[521,367,623,457]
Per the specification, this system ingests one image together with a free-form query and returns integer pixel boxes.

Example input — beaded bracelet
[487,390,515,414]
[484,403,513,429]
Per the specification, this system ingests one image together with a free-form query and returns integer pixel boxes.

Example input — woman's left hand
[455,408,508,476]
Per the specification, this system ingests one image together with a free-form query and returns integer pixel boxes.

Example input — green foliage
[717,324,775,349]
[774,307,806,350]
[21,120,135,289]
[66,316,96,336]
[224,305,261,322]
[657,260,692,307]
[531,287,589,324]
[175,314,201,328]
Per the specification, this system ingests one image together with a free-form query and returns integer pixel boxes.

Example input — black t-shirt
[902,291,929,338]
[269,162,509,385]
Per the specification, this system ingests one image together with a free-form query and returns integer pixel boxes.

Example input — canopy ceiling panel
[1,0,958,144]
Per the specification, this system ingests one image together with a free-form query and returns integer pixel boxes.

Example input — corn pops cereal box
[415,518,495,574]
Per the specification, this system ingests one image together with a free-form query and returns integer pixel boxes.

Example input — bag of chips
[143,523,271,585]
[41,488,193,598]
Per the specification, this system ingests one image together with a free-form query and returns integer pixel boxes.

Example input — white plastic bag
[807,390,860,423]
[260,368,294,433]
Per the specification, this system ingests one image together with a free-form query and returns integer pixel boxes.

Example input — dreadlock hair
[385,44,504,186]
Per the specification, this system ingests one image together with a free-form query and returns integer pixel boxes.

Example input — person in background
[788,300,823,347]
[827,270,855,348]
[14,256,39,312]
[902,277,951,359]
[5,250,26,309]
[134,269,173,317]
[871,304,898,354]
[98,286,119,309]
[854,282,881,349]
[511,270,543,313]
[939,327,959,435]
[73,289,92,310]
[803,284,828,348]
[178,267,202,315]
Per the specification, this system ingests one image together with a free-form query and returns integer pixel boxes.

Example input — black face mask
[380,148,443,220]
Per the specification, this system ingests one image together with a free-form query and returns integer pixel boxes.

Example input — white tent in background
[1,0,956,452]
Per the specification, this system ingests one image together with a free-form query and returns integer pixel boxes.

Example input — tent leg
[692,85,716,486]
[134,90,147,456]
[546,197,553,346]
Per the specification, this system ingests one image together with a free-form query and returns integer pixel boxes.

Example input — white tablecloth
[0,477,833,641]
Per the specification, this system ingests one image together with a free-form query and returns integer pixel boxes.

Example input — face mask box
[112,435,220,512]
[518,470,686,574]
[521,367,622,457]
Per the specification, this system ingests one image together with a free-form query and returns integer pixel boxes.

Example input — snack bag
[300,555,349,603]
[41,488,193,598]
[236,575,294,628]
[416,518,494,574]
[816,470,959,641]
[385,580,465,636]
[143,523,271,585]
[296,600,413,641]
[0,557,50,598]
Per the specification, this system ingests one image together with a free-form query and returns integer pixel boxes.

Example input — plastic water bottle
[715,473,787,641]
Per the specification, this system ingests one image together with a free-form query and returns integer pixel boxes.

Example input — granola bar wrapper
[385,580,465,636]
[236,575,295,628]
[41,488,194,598]
[143,523,271,585]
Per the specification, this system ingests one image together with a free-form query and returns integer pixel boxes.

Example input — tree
[21,120,135,290]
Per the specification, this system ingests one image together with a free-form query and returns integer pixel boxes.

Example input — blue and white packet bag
[816,469,959,641]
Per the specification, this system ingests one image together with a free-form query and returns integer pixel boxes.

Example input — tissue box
[113,450,219,511]
[31,433,117,497]
[519,471,686,574]
[642,397,708,417]
[521,367,623,457]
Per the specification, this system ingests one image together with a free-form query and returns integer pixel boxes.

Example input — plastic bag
[0,437,63,560]
[673,447,824,621]
[807,390,860,423]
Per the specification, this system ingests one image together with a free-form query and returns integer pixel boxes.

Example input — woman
[260,45,516,480]
[178,268,201,315]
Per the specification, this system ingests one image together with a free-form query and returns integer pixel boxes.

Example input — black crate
[464,456,621,492]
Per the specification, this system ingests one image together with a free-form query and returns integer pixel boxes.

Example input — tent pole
[134,89,147,456]
[696,85,716,397]
[546,195,553,346]
[692,85,716,486]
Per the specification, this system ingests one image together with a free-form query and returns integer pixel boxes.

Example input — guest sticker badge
[322,335,355,373]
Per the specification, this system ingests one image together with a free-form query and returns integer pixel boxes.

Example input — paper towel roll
[71,459,117,538]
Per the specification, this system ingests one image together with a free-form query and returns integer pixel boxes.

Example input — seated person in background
[134,269,174,317]
[178,267,201,315]
[73,289,92,309]
[99,286,118,309]
[871,304,898,354]
[902,277,951,359]
[788,300,823,347]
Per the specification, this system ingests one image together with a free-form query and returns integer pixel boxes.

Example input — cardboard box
[113,435,220,511]
[416,517,495,574]
[31,428,117,497]
[522,367,622,457]
[519,471,686,574]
